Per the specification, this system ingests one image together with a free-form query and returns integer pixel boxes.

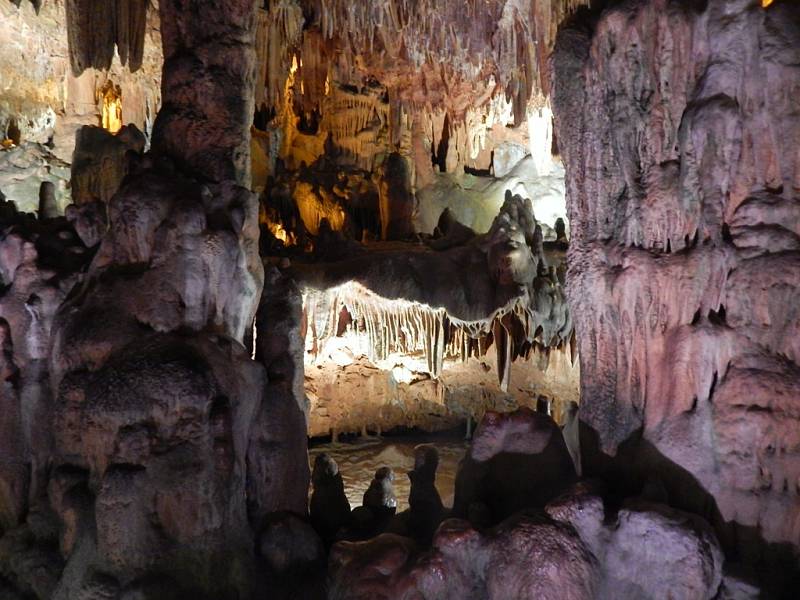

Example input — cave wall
[552,0,800,553]
[306,349,579,438]
[0,0,162,212]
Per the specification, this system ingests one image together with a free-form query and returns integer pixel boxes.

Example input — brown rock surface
[328,512,599,600]
[152,0,259,185]
[70,124,146,206]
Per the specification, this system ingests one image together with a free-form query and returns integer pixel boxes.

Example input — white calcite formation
[287,192,577,435]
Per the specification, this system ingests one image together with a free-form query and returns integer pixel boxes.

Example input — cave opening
[0,0,798,598]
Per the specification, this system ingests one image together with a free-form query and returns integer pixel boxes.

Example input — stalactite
[115,0,147,71]
[318,83,391,171]
[66,0,148,75]
[263,0,305,112]
[304,281,574,385]
[301,0,588,120]
[234,0,585,173]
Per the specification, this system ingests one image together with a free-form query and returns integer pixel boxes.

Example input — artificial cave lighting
[100,82,123,134]
[269,219,294,245]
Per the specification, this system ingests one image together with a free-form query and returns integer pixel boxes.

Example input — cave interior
[0,0,799,598]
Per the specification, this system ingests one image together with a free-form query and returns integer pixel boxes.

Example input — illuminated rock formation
[292,192,577,436]
[252,0,577,250]
[70,124,145,206]
[300,194,572,378]
[0,0,305,597]
[552,0,800,584]
[0,0,162,211]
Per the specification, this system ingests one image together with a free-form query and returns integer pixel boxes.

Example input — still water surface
[309,438,468,511]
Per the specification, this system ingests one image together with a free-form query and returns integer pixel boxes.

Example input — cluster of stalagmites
[305,407,731,600]
[298,190,573,390]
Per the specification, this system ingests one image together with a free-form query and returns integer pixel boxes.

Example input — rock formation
[295,192,576,436]
[0,0,797,597]
[552,0,800,584]
[330,494,724,600]
[406,445,445,543]
[0,202,91,538]
[0,0,307,597]
[452,408,576,524]
[310,453,352,544]
[363,467,398,518]
[329,408,726,599]
[296,191,554,319]
[252,266,310,521]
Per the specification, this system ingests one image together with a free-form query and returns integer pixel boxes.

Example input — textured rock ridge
[152,0,260,186]
[552,0,800,561]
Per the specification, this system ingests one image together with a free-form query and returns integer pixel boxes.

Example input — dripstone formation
[0,0,797,598]
[552,0,800,584]
[0,1,308,597]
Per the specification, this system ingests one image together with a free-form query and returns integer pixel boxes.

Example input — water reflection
[309,438,468,511]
